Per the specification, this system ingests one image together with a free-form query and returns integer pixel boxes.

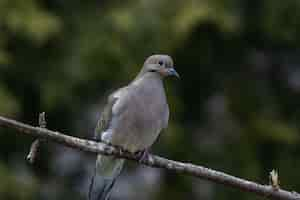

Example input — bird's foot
[135,149,150,163]
[93,134,102,142]
[115,145,125,155]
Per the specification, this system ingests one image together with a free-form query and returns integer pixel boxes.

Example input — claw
[115,145,124,155]
[135,149,150,163]
[93,134,102,142]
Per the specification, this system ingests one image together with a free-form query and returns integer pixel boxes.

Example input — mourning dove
[89,54,179,200]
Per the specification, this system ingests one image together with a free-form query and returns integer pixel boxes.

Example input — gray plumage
[89,54,179,200]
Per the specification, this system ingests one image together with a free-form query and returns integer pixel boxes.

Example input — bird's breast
[109,80,169,152]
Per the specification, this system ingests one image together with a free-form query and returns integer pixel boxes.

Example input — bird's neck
[130,72,167,111]
[131,72,163,87]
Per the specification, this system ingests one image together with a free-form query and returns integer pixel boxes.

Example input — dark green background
[1,0,300,199]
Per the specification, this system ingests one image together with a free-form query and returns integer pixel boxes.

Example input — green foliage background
[1,0,300,199]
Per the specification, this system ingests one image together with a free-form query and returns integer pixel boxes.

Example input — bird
[88,54,179,200]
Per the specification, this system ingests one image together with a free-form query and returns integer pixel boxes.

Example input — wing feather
[94,87,129,141]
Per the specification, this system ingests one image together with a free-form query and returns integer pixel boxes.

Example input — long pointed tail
[88,155,124,200]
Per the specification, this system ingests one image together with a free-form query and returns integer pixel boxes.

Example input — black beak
[167,68,180,79]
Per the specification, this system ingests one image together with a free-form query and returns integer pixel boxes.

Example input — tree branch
[0,115,299,200]
[26,112,46,163]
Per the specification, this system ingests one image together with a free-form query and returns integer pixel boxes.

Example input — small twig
[270,169,280,190]
[0,115,299,200]
[26,112,46,163]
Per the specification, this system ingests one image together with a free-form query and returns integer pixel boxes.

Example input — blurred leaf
[0,84,19,116]
[252,117,299,144]
[1,0,61,44]
[0,162,37,200]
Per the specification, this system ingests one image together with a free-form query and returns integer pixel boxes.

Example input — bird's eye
[158,61,163,66]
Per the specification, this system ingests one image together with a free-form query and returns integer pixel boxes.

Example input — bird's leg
[114,145,125,156]
[135,149,150,163]
[93,133,102,142]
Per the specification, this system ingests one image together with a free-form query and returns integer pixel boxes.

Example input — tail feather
[88,172,116,200]
[98,179,116,200]
[88,155,124,200]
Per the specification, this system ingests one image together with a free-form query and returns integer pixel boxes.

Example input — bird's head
[142,54,179,79]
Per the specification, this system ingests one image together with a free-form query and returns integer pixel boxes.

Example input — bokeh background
[1,0,300,200]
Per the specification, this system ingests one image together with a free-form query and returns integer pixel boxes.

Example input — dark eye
[158,60,163,66]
